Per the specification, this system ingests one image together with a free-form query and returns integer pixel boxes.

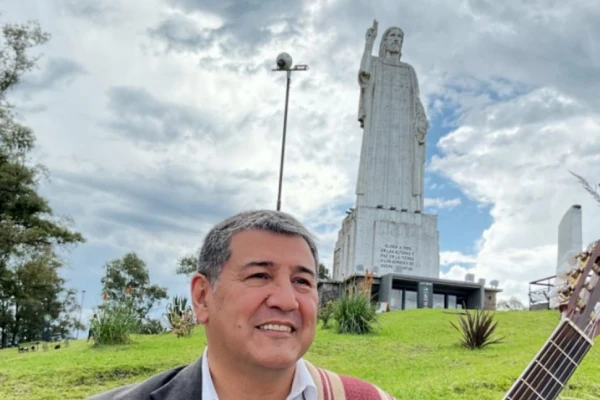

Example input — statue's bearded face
[385,29,403,55]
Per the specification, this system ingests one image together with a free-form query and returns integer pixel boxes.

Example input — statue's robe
[357,56,426,212]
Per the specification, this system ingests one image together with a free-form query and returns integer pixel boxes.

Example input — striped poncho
[304,361,396,400]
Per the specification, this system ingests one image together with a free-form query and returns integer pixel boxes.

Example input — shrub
[450,307,504,349]
[318,300,335,329]
[170,312,196,338]
[90,300,138,346]
[165,296,196,338]
[137,318,166,335]
[333,293,378,334]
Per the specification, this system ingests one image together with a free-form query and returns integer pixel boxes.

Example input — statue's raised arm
[360,19,378,83]
[358,20,377,127]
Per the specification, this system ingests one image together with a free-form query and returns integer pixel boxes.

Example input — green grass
[1,309,599,399]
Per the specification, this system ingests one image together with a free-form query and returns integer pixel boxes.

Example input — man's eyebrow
[242,260,275,269]
[242,261,316,277]
[294,265,316,278]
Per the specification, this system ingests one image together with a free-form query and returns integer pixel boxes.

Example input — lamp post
[272,52,308,211]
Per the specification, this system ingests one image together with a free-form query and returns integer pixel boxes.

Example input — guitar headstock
[555,240,600,338]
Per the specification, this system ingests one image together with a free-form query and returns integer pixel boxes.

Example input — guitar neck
[503,318,593,400]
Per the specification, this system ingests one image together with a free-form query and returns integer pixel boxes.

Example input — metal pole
[77,290,85,339]
[276,70,292,211]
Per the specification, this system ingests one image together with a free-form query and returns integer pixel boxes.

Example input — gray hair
[197,210,320,287]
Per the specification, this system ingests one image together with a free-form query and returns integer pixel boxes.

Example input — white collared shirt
[201,347,317,400]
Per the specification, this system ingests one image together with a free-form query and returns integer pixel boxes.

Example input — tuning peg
[580,251,591,263]
[577,290,591,311]
[560,284,574,298]
[591,303,600,322]
[585,274,599,291]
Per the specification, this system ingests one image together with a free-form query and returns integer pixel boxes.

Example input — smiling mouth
[257,324,295,333]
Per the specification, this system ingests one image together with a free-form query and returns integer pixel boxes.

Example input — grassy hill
[0,309,598,399]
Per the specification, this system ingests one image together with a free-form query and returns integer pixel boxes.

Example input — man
[89,210,396,400]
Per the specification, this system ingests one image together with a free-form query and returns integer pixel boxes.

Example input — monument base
[332,206,439,281]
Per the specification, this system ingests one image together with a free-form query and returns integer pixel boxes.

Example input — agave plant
[165,296,190,329]
[450,306,504,349]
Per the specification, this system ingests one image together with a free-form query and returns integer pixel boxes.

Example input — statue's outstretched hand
[365,19,378,45]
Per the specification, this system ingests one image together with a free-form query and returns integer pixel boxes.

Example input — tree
[175,254,196,276]
[0,18,85,347]
[51,288,85,341]
[497,297,525,311]
[101,253,168,327]
[318,263,330,280]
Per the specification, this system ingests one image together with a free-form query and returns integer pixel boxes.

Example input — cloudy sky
[3,0,600,320]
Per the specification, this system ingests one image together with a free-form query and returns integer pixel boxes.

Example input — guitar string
[509,320,564,399]
[512,318,569,399]
[530,321,585,400]
[541,319,595,398]
[516,316,590,399]
[536,247,600,398]
[537,322,580,399]
[518,320,571,400]
[528,318,592,399]
[516,271,584,399]
[519,247,600,399]
[541,275,599,399]
[506,316,595,400]
[533,315,589,399]
[532,264,599,399]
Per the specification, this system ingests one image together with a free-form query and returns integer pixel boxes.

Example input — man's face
[385,29,403,54]
[193,230,318,371]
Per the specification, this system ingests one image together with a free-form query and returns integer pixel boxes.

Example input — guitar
[503,240,600,400]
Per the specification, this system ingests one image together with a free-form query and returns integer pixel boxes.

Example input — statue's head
[379,27,404,59]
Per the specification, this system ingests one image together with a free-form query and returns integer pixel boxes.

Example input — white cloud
[431,86,600,304]
[1,0,599,310]
[440,251,476,266]
[440,265,470,282]
[424,197,462,210]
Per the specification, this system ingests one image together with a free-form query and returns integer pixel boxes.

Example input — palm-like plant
[450,306,504,349]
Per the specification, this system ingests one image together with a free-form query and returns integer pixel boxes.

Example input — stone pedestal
[332,206,439,280]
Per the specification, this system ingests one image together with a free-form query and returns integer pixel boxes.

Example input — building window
[447,295,457,309]
[404,291,417,310]
[390,289,403,311]
[433,294,445,309]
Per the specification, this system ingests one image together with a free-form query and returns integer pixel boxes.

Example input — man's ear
[191,273,212,324]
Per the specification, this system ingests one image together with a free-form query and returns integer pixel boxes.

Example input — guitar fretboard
[503,319,593,400]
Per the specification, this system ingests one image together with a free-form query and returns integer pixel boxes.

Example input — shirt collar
[201,347,317,400]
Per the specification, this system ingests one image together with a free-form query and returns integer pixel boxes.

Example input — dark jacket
[87,357,203,400]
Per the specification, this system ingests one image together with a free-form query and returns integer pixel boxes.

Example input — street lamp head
[276,52,293,70]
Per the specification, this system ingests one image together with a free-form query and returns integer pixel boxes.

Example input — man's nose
[265,278,299,311]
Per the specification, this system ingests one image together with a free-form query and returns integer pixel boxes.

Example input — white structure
[333,21,439,281]
[550,205,583,308]
[556,205,582,274]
